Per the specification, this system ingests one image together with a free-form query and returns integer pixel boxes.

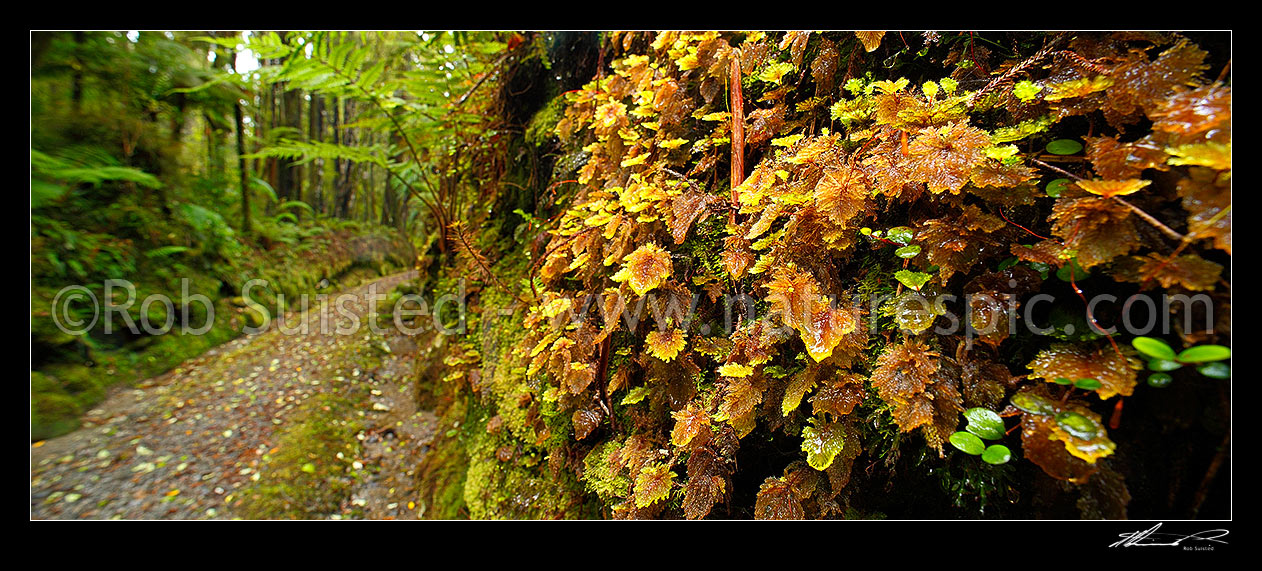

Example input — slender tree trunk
[234,100,251,235]
[71,31,85,114]
[335,98,356,218]
[226,40,252,236]
[309,93,324,217]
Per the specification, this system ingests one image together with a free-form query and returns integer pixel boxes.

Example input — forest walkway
[31,271,436,520]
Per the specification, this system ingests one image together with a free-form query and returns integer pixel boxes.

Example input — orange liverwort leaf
[871,339,963,452]
[1076,178,1152,198]
[854,31,885,53]
[1177,168,1231,254]
[906,121,992,194]
[1137,254,1223,292]
[618,242,673,296]
[813,164,870,226]
[633,463,676,508]
[645,328,687,362]
[1049,196,1142,269]
[671,402,711,449]
[683,446,727,520]
[754,477,804,520]
[1027,342,1142,400]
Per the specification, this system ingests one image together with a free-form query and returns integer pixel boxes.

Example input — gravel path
[31,271,436,520]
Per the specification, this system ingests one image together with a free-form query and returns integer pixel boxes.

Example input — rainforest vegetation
[31,31,1230,520]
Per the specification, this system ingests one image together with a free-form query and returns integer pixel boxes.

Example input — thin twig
[1029,157,1084,181]
[1030,157,1188,242]
[1113,197,1186,242]
[729,51,745,225]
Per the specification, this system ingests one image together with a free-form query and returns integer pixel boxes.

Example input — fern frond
[31,149,162,190]
[277,200,315,214]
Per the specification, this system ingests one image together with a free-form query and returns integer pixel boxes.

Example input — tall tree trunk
[265,56,280,209]
[226,40,252,236]
[277,32,304,212]
[234,98,250,235]
[308,93,324,217]
[335,98,356,218]
[71,31,85,114]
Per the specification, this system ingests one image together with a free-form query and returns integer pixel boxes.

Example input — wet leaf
[800,417,847,470]
[855,31,885,53]
[633,463,676,508]
[949,431,985,455]
[1177,345,1230,363]
[1050,196,1141,269]
[1028,343,1141,400]
[1010,391,1056,416]
[1076,178,1152,198]
[754,477,804,520]
[894,270,932,291]
[1147,373,1173,387]
[895,245,921,258]
[1046,139,1084,155]
[1197,362,1230,379]
[671,402,711,448]
[1055,411,1100,440]
[645,329,687,362]
[1131,336,1176,361]
[981,444,1011,465]
[683,447,726,519]
[617,243,673,296]
[1046,178,1070,197]
[963,408,1005,440]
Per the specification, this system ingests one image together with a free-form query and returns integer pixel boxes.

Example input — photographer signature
[1109,523,1229,548]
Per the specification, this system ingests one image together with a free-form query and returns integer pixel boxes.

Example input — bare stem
[1113,196,1186,242]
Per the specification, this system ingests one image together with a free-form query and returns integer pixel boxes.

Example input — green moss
[581,438,632,502]
[233,390,365,519]
[32,390,81,441]
[525,94,567,148]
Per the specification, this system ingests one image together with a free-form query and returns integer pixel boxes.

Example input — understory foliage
[421,31,1230,519]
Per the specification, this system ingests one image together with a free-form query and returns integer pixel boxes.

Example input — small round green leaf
[860,227,873,236]
[981,444,1012,465]
[1147,373,1173,388]
[1073,378,1102,391]
[886,226,915,246]
[1132,336,1177,361]
[1054,411,1100,440]
[301,462,317,474]
[1197,362,1230,379]
[1046,139,1084,155]
[1055,259,1089,281]
[949,431,986,455]
[1176,345,1231,363]
[1046,178,1070,197]
[1011,392,1056,416]
[964,408,1005,441]
[1053,377,1073,385]
[997,256,1019,271]
[1147,359,1183,372]
[894,270,933,291]
[895,245,921,259]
